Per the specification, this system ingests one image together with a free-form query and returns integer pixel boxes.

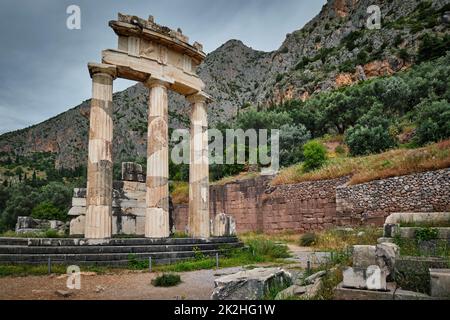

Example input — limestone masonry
[70,167,450,235]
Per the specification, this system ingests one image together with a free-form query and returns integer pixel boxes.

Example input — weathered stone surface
[212,213,236,237]
[275,285,307,300]
[430,269,450,298]
[68,206,86,216]
[70,215,86,236]
[121,162,145,182]
[385,212,450,226]
[335,283,436,300]
[211,268,292,300]
[337,169,450,225]
[188,93,210,239]
[376,243,399,278]
[304,270,326,285]
[343,266,387,291]
[16,217,67,234]
[352,245,377,269]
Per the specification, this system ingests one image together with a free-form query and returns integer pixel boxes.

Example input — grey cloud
[0,0,325,134]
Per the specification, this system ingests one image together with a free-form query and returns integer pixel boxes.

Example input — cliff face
[0,0,449,169]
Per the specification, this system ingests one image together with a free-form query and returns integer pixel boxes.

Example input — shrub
[151,273,181,287]
[31,201,66,221]
[299,233,317,247]
[302,141,328,172]
[415,228,439,241]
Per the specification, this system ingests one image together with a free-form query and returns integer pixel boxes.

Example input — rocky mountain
[0,0,449,169]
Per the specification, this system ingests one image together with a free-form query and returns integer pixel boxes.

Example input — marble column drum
[85,63,117,239]
[188,94,210,238]
[145,80,170,238]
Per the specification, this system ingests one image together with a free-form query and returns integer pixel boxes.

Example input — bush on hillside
[302,141,328,172]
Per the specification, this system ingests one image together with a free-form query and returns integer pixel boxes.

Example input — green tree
[279,124,311,167]
[415,100,450,145]
[345,106,397,156]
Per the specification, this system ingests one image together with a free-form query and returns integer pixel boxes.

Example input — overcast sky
[0,0,326,134]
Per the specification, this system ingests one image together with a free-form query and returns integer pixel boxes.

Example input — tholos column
[188,93,210,238]
[145,79,170,238]
[85,63,117,239]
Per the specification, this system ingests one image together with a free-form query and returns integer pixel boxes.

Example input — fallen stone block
[343,266,387,291]
[304,270,326,285]
[275,285,307,300]
[211,267,292,300]
[430,269,450,298]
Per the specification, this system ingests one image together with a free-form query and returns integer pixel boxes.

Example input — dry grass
[212,171,259,186]
[311,227,383,252]
[171,181,189,205]
[240,231,301,244]
[273,140,450,186]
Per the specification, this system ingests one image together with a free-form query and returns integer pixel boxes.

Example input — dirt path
[0,245,326,300]
[0,267,243,300]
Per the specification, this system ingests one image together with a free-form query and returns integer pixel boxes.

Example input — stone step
[0,248,231,264]
[0,237,239,247]
[0,242,242,254]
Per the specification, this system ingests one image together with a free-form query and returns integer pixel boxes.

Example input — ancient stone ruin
[70,162,236,237]
[82,14,211,239]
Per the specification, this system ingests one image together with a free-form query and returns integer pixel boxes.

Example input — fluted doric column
[187,93,210,238]
[145,79,170,238]
[85,63,117,239]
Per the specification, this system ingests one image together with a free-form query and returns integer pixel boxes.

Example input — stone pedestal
[145,80,170,238]
[85,63,117,239]
[188,94,210,238]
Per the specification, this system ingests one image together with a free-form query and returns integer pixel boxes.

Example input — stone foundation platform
[0,237,242,266]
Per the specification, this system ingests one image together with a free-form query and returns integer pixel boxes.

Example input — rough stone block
[70,215,85,236]
[72,198,86,207]
[430,269,450,298]
[68,206,86,216]
[353,245,377,269]
[376,242,399,277]
[73,188,87,198]
[212,213,236,237]
[212,268,292,300]
[343,266,387,291]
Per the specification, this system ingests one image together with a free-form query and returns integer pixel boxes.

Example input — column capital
[186,91,212,104]
[88,63,117,80]
[144,77,173,89]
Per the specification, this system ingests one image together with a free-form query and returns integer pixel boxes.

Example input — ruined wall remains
[175,176,349,234]
[336,168,450,226]
[70,164,450,236]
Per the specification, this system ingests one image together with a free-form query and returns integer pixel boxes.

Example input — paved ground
[0,244,327,300]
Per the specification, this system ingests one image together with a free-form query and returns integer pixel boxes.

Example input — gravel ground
[0,267,244,300]
[0,244,322,300]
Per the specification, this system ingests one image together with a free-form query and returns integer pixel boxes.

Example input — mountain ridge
[1,0,449,169]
